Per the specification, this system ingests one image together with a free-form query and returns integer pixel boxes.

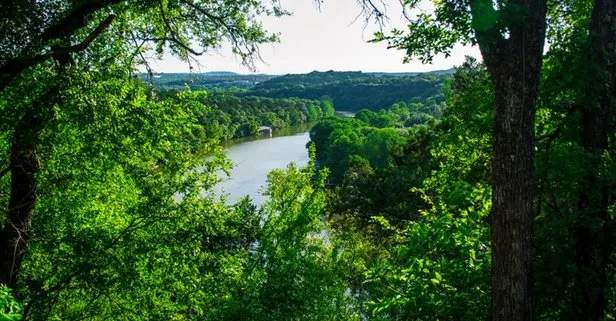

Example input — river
[216,124,312,205]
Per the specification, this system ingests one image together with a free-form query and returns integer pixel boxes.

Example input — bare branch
[355,0,389,27]
[139,37,205,56]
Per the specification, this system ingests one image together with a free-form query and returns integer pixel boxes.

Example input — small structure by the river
[258,126,272,137]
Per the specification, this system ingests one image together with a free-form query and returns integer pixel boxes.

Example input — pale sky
[151,0,481,74]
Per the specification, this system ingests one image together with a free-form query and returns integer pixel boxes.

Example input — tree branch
[48,15,116,58]
[140,37,205,56]
[38,0,122,44]
[0,0,121,93]
[157,1,205,56]
[177,0,259,66]
[178,0,227,22]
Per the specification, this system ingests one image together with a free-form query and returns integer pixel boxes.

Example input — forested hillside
[248,70,449,111]
[143,72,273,89]
[145,70,450,112]
[143,70,446,141]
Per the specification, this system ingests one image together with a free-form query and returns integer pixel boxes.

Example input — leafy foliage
[0,286,22,321]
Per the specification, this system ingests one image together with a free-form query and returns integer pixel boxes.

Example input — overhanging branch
[0,0,121,93]
[47,15,116,59]
[158,1,205,56]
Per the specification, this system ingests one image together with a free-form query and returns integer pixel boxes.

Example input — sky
[152,0,481,74]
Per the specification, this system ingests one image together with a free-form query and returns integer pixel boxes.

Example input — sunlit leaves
[0,286,22,321]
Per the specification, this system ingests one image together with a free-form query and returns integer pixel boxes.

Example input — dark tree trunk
[490,71,539,321]
[0,111,44,287]
[572,0,616,319]
[471,1,547,321]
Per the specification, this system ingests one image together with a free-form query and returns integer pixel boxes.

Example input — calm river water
[216,125,312,205]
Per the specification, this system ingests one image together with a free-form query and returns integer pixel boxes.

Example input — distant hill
[141,72,274,89]
[366,68,456,77]
[201,71,240,77]
[143,69,452,111]
[246,70,450,111]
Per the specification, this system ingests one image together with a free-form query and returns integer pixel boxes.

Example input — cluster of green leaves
[366,184,491,321]
[363,58,493,321]
[0,286,22,321]
[247,153,359,321]
[5,66,235,320]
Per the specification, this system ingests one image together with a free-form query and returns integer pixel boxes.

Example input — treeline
[159,91,335,140]
[142,73,273,90]
[248,70,449,111]
[354,99,441,128]
[146,70,449,114]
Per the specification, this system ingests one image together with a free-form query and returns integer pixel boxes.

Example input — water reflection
[217,124,313,205]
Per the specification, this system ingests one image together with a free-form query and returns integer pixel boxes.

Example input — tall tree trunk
[472,1,547,320]
[572,0,616,319]
[490,71,539,321]
[0,111,44,287]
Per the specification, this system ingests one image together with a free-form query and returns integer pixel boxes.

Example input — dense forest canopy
[248,70,450,111]
[1,0,616,321]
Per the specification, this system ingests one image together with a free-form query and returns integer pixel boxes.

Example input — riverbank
[221,122,315,148]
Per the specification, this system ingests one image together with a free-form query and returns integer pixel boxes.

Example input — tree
[572,0,616,319]
[532,0,616,318]
[0,0,284,288]
[370,1,548,319]
[253,156,359,321]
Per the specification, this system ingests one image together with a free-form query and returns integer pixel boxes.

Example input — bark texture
[470,1,547,320]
